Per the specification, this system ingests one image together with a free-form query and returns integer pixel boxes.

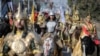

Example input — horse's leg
[55,35,63,56]
[54,48,57,56]
[86,45,97,56]
[90,46,97,56]
[58,48,62,56]
[96,45,100,56]
[54,45,60,56]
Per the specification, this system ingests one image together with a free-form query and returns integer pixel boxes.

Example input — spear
[29,6,34,24]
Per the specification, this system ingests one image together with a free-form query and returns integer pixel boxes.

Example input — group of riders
[0,1,99,56]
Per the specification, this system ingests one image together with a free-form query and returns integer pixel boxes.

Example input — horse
[42,33,56,56]
[71,25,83,56]
[0,19,11,37]
[71,25,82,50]
[41,28,64,56]
[81,36,97,56]
[71,25,97,56]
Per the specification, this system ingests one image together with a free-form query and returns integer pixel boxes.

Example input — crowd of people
[0,1,99,56]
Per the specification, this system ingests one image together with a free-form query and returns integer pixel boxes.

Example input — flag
[30,6,34,24]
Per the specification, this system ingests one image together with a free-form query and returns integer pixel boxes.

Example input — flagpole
[28,0,30,14]
[0,0,1,17]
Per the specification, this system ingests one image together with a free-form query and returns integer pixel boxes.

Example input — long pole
[28,0,30,14]
[0,0,1,17]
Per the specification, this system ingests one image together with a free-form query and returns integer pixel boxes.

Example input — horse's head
[74,26,82,40]
[81,36,93,45]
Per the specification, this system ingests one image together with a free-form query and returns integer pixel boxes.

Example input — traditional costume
[3,3,42,56]
[46,12,56,33]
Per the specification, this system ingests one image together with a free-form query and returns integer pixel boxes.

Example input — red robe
[82,25,90,36]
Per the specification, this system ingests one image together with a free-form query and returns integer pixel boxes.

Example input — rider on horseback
[81,14,96,39]
[65,10,72,29]
[3,3,42,56]
[81,14,97,56]
[69,9,80,34]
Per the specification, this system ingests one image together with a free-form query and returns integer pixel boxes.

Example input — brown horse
[71,25,82,49]
[71,25,83,56]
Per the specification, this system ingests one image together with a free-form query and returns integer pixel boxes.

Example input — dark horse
[0,19,11,37]
[0,18,11,55]
[81,36,97,56]
[71,25,97,56]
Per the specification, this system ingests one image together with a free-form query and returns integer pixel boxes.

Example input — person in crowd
[65,10,72,29]
[36,12,46,36]
[55,10,61,22]
[7,11,14,30]
[81,15,96,39]
[69,10,80,35]
[3,3,42,56]
[46,12,56,33]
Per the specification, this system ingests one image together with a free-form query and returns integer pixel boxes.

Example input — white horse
[43,36,55,56]
[41,32,56,56]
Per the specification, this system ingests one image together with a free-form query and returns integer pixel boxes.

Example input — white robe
[46,21,56,33]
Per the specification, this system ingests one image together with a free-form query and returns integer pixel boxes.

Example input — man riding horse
[69,9,81,49]
[81,14,97,56]
[3,3,42,56]
[72,14,97,56]
[71,9,83,56]
[36,12,46,36]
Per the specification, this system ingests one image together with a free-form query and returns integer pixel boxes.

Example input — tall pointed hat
[15,2,23,20]
[29,6,34,24]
